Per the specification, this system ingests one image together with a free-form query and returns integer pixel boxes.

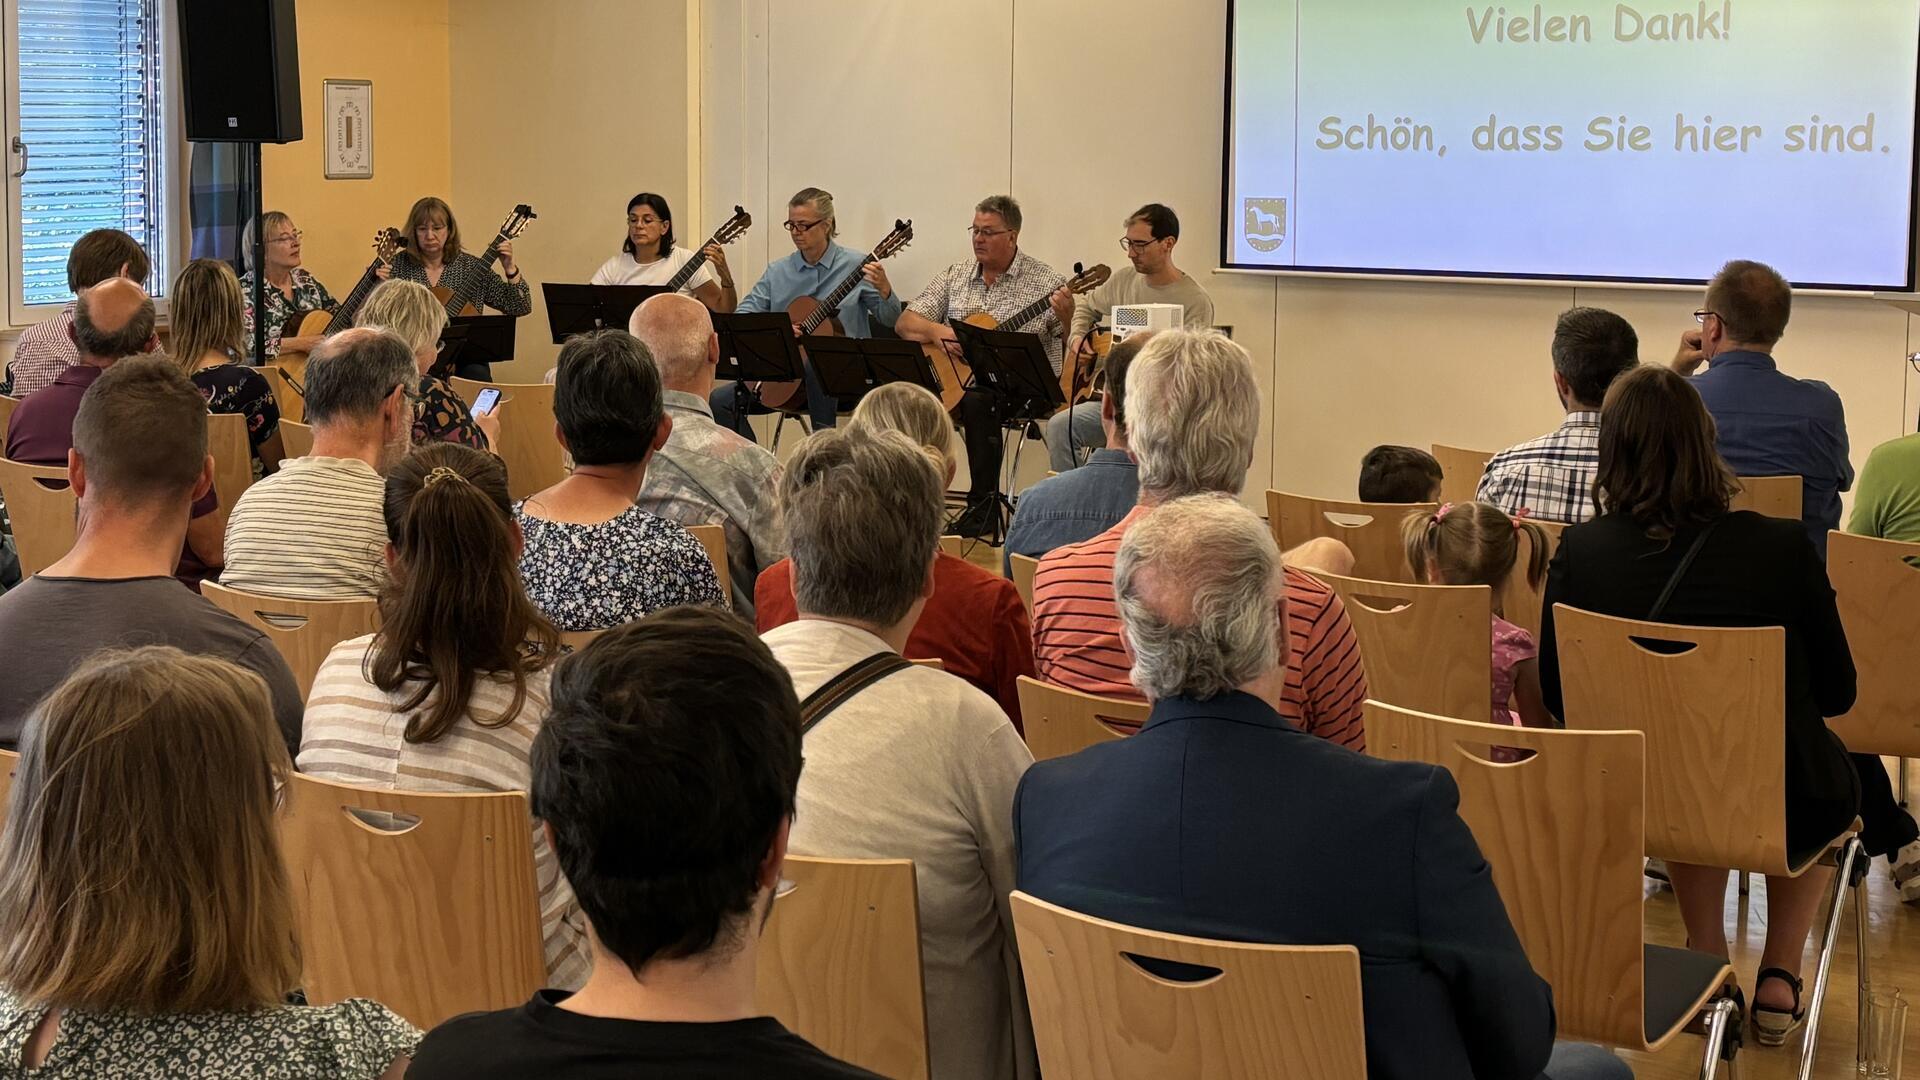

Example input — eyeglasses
[268,229,303,244]
[1119,235,1163,253]
[967,226,1011,239]
[783,219,826,234]
[1693,309,1719,325]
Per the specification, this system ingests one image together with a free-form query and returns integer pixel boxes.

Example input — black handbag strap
[799,652,914,735]
[1648,518,1723,622]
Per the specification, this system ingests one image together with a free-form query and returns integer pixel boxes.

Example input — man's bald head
[629,293,716,391]
[73,277,156,365]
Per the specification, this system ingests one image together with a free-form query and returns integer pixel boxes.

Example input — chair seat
[1643,944,1734,1042]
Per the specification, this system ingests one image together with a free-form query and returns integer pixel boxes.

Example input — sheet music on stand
[436,313,517,381]
[710,312,805,383]
[950,319,1062,422]
[541,283,668,344]
[802,335,941,406]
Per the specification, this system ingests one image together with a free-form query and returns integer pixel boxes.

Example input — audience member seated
[1004,333,1147,569]
[1402,501,1552,728]
[0,358,301,752]
[629,293,786,618]
[5,278,225,579]
[298,443,587,989]
[1032,328,1368,748]
[0,228,148,396]
[756,382,1035,727]
[354,279,499,451]
[1357,444,1443,503]
[1015,494,1630,1080]
[220,328,417,600]
[407,609,882,1079]
[516,330,723,630]
[0,647,419,1079]
[1478,307,1639,523]
[1540,364,1860,1048]
[170,258,286,474]
[761,425,1035,1080]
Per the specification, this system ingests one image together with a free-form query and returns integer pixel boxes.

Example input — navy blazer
[1013,691,1555,1080]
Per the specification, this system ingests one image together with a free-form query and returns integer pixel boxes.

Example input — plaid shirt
[2,304,76,397]
[907,249,1066,374]
[1476,411,1602,524]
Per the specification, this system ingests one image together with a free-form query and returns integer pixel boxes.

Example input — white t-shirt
[589,245,717,291]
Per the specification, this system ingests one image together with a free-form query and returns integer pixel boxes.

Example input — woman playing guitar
[590,192,736,313]
[381,196,532,318]
[239,210,337,362]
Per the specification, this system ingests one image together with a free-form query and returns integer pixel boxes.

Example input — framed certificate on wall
[323,79,373,179]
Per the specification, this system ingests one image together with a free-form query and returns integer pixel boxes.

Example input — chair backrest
[1012,891,1367,1080]
[687,522,730,599]
[0,393,18,445]
[907,657,944,670]
[937,534,969,559]
[758,856,930,1080]
[1430,444,1493,505]
[1827,531,1920,757]
[1365,702,1653,1048]
[1268,490,1432,584]
[1016,675,1150,761]
[0,749,18,837]
[279,419,314,459]
[1500,517,1564,642]
[1552,604,1793,873]
[556,628,603,653]
[448,378,564,501]
[262,365,304,424]
[200,582,380,700]
[206,411,253,537]
[1730,475,1802,521]
[1311,572,1492,721]
[0,459,74,576]
[279,774,545,1029]
[1010,553,1038,616]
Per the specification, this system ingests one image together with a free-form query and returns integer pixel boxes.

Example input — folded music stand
[802,336,941,406]
[436,314,517,382]
[541,283,669,344]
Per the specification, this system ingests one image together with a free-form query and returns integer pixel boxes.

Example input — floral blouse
[240,268,338,360]
[194,362,282,467]
[411,374,490,451]
[515,503,726,631]
[389,251,531,317]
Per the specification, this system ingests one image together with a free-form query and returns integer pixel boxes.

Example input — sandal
[1751,967,1806,1047]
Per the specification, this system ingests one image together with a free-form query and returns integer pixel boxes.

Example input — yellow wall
[260,0,451,306]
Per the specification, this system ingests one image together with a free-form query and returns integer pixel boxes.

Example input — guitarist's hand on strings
[496,240,518,279]
[703,243,732,284]
[860,261,893,299]
[1048,285,1075,326]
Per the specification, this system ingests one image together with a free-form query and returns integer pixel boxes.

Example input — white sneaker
[1891,840,1920,903]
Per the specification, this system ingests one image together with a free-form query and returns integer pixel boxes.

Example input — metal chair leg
[1901,757,1910,808]
[1855,861,1872,1071]
[1700,996,1737,1080]
[1796,835,1864,1080]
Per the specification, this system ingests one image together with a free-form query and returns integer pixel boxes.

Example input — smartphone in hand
[471,387,502,415]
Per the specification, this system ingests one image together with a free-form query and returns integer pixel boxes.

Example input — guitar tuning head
[1074,261,1086,275]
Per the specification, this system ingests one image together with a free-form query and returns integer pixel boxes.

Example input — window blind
[16,0,164,305]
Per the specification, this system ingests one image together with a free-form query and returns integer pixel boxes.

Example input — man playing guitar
[896,194,1072,539]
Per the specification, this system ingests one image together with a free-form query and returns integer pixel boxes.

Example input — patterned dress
[389,251,531,317]
[193,362,282,469]
[411,374,489,451]
[241,268,338,361]
[514,503,726,631]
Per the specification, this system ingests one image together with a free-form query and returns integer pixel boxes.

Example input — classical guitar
[1061,327,1114,411]
[429,203,537,318]
[664,204,752,294]
[928,261,1111,413]
[274,227,404,379]
[755,218,915,410]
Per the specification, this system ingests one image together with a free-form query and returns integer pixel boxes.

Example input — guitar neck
[442,238,505,317]
[329,257,388,331]
[663,242,712,293]
[799,253,878,334]
[1000,291,1058,333]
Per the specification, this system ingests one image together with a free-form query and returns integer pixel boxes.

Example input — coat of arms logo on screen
[1243,198,1287,253]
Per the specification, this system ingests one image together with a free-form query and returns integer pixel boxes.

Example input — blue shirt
[1691,350,1852,559]
[737,241,903,339]
[1003,448,1138,572]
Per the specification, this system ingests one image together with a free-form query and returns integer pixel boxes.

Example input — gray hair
[302,327,416,427]
[1115,494,1283,701]
[630,293,713,387]
[975,194,1022,232]
[779,426,943,627]
[1125,328,1261,501]
[355,279,446,356]
[789,187,837,239]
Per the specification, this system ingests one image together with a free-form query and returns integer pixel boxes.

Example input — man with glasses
[710,187,903,437]
[897,194,1071,538]
[1049,203,1215,472]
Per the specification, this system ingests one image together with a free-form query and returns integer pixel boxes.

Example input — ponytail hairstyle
[1400,501,1549,616]
[371,443,559,743]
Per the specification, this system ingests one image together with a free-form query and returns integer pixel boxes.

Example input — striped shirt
[221,456,388,600]
[1475,411,1602,525]
[297,635,590,990]
[1031,506,1369,749]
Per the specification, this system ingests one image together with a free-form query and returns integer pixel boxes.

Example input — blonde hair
[357,278,448,356]
[0,647,299,1013]
[848,382,954,476]
[1401,501,1549,616]
[239,210,293,274]
[167,258,246,373]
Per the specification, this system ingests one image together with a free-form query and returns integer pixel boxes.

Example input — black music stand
[437,314,517,382]
[802,336,940,406]
[711,312,809,439]
[949,320,1063,542]
[541,283,669,344]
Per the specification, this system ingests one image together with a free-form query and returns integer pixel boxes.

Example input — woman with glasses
[355,279,499,451]
[240,210,338,362]
[590,192,735,313]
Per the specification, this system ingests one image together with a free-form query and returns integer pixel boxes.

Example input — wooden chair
[200,583,380,700]
[0,393,18,445]
[279,774,546,1029]
[449,378,564,501]
[262,364,304,424]
[1011,891,1367,1080]
[759,856,930,1080]
[1310,572,1492,722]
[1501,517,1565,642]
[557,628,604,653]
[1010,553,1038,617]
[279,419,314,459]
[1364,703,1740,1070]
[1553,604,1868,1071]
[0,749,18,835]
[907,657,944,670]
[1730,474,1802,521]
[1430,443,1493,505]
[0,459,74,577]
[1827,531,1920,757]
[1016,676,1150,761]
[687,523,730,599]
[1268,490,1432,584]
[206,411,254,538]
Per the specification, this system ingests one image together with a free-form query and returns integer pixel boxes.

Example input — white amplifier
[1109,302,1184,342]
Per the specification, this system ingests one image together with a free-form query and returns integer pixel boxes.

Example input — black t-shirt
[405,990,884,1079]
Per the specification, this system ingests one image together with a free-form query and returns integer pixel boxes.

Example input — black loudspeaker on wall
[177,0,303,143]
